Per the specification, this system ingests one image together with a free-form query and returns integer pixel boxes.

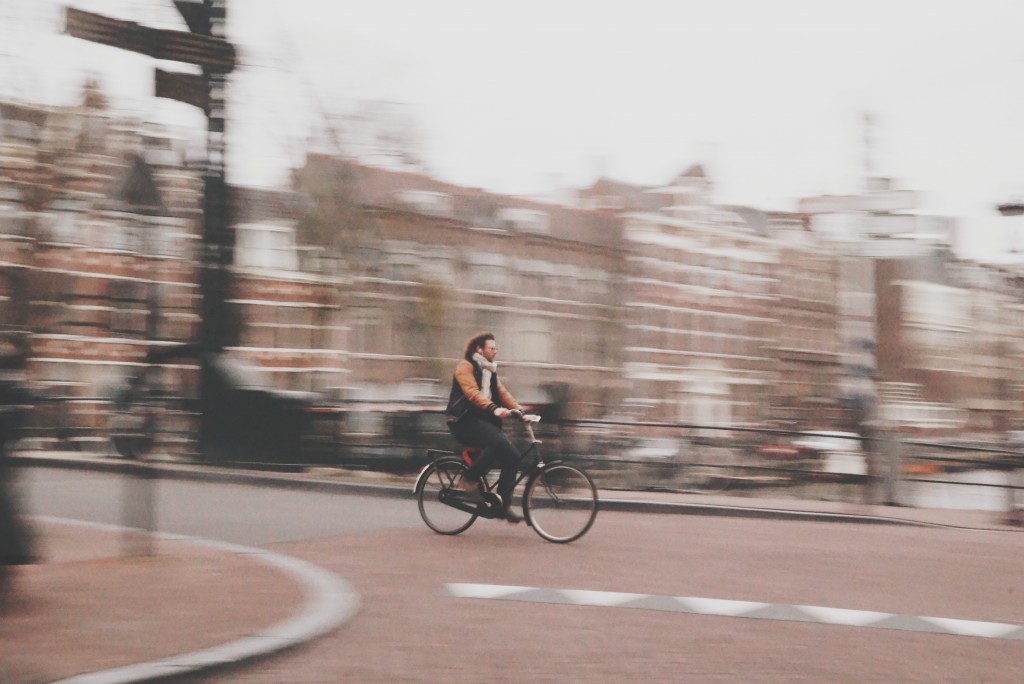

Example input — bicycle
[413,411,598,543]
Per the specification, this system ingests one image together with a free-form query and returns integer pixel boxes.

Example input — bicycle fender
[532,458,570,470]
[522,459,574,491]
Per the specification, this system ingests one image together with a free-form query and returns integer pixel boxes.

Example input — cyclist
[444,331,524,523]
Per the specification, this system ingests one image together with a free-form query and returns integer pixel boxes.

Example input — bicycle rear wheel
[417,459,478,535]
[525,463,598,543]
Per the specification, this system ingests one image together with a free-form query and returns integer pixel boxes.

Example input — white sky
[4,0,1024,259]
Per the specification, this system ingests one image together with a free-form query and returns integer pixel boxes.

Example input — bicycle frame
[413,419,550,498]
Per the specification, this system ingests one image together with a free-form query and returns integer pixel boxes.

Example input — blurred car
[756,444,803,460]
[623,437,685,461]
[793,431,865,475]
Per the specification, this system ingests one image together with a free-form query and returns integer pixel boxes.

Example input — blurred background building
[3,80,1024,457]
[0,92,340,452]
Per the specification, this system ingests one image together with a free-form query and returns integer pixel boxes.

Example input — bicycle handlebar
[509,409,542,444]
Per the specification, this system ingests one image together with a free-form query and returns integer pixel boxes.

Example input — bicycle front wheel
[525,463,598,543]
[417,459,478,535]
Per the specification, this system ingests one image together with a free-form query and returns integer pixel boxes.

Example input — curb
[13,452,405,499]
[35,516,360,684]
[592,497,944,526]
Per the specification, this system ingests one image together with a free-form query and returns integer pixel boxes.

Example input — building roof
[577,176,674,213]
[299,154,622,249]
[677,163,707,179]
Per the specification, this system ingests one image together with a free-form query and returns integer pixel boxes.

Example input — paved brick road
[215,511,1024,683]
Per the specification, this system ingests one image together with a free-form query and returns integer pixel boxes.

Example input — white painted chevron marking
[925,617,1023,639]
[447,584,1024,641]
[796,605,893,627]
[679,597,768,616]
[446,583,533,599]
[559,589,648,606]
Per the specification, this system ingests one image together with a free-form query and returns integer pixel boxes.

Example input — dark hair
[463,331,495,361]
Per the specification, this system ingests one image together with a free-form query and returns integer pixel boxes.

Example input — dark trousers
[448,415,519,507]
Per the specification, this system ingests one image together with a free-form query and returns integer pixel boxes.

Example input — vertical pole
[200,0,231,352]
[863,111,874,189]
[1007,438,1023,527]
[122,460,156,557]
[880,424,901,506]
[197,0,233,460]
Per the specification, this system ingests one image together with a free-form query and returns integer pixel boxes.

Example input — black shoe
[503,508,522,524]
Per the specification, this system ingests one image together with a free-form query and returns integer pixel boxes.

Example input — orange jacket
[446,359,520,423]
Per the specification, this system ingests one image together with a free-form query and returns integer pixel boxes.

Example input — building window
[235,223,299,272]
[469,253,508,292]
[517,315,554,363]
[388,255,420,282]
[0,204,27,236]
[393,190,453,217]
[496,207,550,234]
[45,200,84,244]
[350,307,390,355]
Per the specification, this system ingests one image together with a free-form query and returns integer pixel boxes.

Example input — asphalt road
[19,467,1024,682]
[21,467,420,545]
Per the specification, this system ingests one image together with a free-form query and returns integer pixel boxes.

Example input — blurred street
[216,511,1024,684]
[5,3,1024,681]
[2,459,1022,683]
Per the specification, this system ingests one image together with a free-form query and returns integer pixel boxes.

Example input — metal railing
[557,418,1023,519]
[11,401,1024,520]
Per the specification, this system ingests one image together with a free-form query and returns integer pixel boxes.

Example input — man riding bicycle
[444,331,523,524]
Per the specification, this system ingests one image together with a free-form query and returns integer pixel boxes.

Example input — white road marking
[446,583,1024,641]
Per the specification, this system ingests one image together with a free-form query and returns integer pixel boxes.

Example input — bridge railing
[555,418,1023,521]
[12,398,1023,521]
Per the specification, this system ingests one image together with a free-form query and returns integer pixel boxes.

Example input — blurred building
[228,186,344,394]
[802,175,1024,441]
[765,217,844,430]
[875,258,1023,439]
[0,96,339,450]
[613,166,781,427]
[293,158,853,430]
[292,155,624,415]
[5,91,1024,452]
[578,166,846,429]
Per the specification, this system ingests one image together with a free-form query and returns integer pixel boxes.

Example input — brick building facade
[0,99,339,451]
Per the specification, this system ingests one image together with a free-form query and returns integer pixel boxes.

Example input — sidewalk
[2,453,360,684]
[1,520,308,683]
[3,451,1020,684]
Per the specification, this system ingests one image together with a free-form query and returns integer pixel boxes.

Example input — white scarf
[472,352,498,400]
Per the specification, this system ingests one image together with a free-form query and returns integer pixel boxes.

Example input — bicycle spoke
[418,460,478,535]
[432,465,455,489]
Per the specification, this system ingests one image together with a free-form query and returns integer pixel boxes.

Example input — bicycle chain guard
[440,488,504,518]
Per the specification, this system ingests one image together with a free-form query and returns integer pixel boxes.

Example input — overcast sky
[4,0,1024,258]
